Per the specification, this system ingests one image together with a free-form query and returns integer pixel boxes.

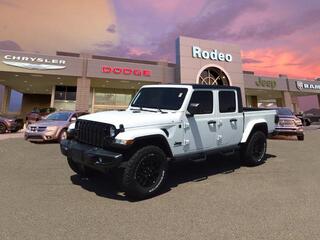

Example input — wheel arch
[128,134,173,159]
[241,121,268,143]
[57,127,68,139]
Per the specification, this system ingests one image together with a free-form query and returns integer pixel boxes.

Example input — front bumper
[274,127,304,136]
[60,140,123,172]
[7,121,24,132]
[24,130,58,142]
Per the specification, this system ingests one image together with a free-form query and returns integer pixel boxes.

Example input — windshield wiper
[157,108,167,114]
[130,106,157,112]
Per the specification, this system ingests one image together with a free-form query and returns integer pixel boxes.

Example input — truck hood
[78,110,182,129]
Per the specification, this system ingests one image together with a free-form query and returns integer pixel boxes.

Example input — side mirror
[70,117,77,122]
[187,103,200,117]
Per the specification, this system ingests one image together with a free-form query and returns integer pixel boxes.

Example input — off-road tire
[122,146,168,199]
[241,131,267,166]
[67,158,95,177]
[297,135,304,141]
[0,122,7,134]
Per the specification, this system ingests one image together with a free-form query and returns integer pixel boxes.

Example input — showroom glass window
[187,91,213,114]
[55,86,77,101]
[219,90,236,113]
[94,88,135,111]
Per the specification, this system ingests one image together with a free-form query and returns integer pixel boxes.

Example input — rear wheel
[122,146,168,199]
[241,131,267,166]
[304,119,311,126]
[0,122,7,134]
[297,135,304,141]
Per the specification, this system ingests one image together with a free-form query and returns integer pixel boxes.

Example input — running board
[190,153,207,162]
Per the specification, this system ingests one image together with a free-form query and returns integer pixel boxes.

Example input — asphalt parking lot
[1,129,320,240]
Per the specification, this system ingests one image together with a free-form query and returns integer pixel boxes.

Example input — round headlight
[109,126,116,137]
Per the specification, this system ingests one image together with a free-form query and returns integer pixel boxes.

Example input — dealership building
[0,36,319,116]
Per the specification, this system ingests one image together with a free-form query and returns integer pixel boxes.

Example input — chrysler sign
[296,81,320,91]
[2,55,66,70]
[192,46,233,62]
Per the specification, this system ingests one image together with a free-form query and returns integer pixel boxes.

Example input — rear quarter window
[219,91,236,113]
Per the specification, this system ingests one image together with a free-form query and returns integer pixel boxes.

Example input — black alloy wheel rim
[252,138,266,161]
[135,153,163,189]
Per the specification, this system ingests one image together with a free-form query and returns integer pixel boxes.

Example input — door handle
[230,118,237,122]
[208,120,216,125]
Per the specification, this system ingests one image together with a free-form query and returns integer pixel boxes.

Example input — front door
[183,90,217,153]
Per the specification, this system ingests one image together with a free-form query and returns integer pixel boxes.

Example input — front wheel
[122,146,168,199]
[59,129,67,142]
[241,131,267,166]
[0,122,7,134]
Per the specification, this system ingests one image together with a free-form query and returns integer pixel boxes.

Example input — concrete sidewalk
[0,130,24,141]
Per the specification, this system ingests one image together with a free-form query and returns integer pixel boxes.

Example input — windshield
[46,112,72,121]
[131,87,188,110]
[277,108,293,116]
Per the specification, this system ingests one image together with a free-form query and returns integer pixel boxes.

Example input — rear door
[216,90,243,147]
[183,90,217,153]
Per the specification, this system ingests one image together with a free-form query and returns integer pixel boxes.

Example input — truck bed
[243,108,277,135]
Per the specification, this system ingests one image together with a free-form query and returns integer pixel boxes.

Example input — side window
[219,91,236,113]
[188,91,213,115]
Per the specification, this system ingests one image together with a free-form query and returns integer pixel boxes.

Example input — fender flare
[115,128,168,141]
[241,120,268,143]
[116,129,173,157]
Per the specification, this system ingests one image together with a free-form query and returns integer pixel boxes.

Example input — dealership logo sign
[2,55,66,70]
[192,46,233,62]
[255,78,277,89]
[101,66,152,77]
[296,81,320,91]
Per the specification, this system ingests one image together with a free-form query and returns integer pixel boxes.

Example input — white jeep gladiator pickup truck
[60,84,277,199]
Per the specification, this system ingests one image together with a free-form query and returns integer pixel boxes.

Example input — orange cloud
[242,48,320,79]
[128,47,151,56]
[0,0,118,54]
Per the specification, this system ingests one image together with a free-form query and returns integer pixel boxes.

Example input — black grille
[75,119,113,148]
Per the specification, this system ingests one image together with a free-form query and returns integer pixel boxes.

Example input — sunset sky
[0,0,319,79]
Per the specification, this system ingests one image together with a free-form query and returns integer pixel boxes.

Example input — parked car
[60,84,277,199]
[25,111,88,142]
[26,107,56,125]
[274,108,304,140]
[0,115,24,134]
[296,108,320,126]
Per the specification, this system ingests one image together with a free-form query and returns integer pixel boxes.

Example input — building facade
[0,36,319,116]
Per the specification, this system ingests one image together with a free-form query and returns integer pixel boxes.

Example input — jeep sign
[192,46,233,62]
[255,78,277,89]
